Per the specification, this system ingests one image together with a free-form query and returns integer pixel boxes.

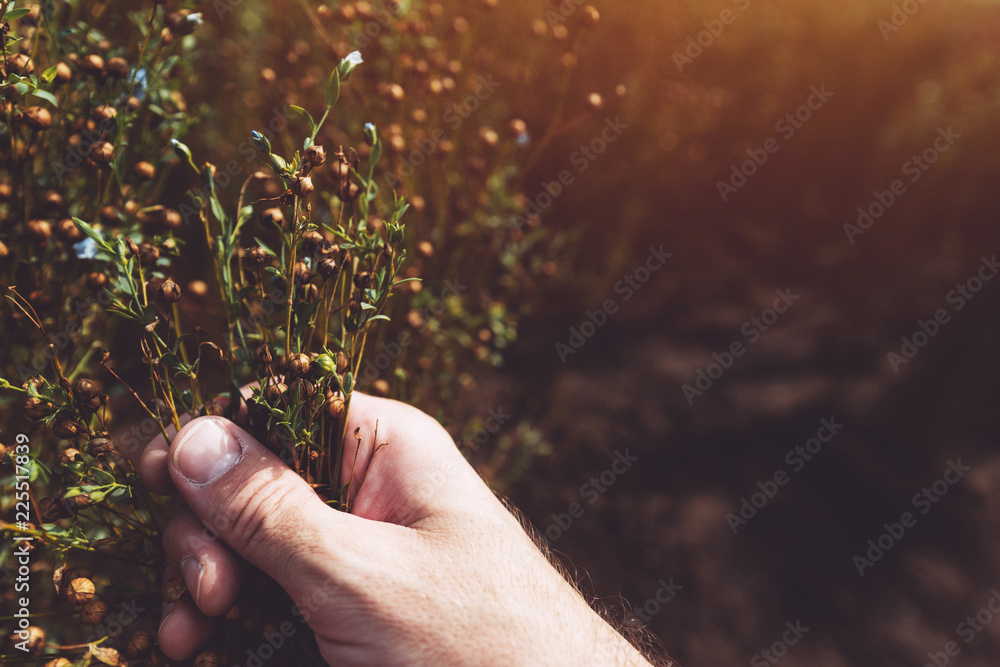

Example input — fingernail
[160,600,176,628]
[181,557,204,605]
[172,418,243,485]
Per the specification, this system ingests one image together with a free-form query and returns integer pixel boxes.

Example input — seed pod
[315,258,337,280]
[58,448,82,466]
[194,649,222,667]
[22,106,52,130]
[39,497,71,522]
[326,395,345,419]
[26,219,52,244]
[372,379,390,397]
[65,577,96,605]
[162,574,187,603]
[291,175,314,197]
[127,630,153,659]
[353,271,372,289]
[199,342,227,371]
[286,353,312,378]
[85,272,108,290]
[72,378,100,402]
[23,626,45,654]
[336,351,349,373]
[6,53,34,75]
[22,396,54,421]
[155,279,182,303]
[91,141,116,164]
[293,262,312,285]
[91,104,117,123]
[306,144,327,166]
[133,160,156,181]
[242,246,269,268]
[104,56,130,78]
[56,218,82,242]
[44,658,72,667]
[137,242,160,264]
[54,61,72,83]
[80,599,108,626]
[302,230,327,254]
[290,379,316,400]
[87,435,115,458]
[261,207,284,227]
[263,382,287,403]
[255,344,273,366]
[80,54,104,74]
[53,418,83,439]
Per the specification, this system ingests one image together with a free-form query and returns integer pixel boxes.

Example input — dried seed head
[137,241,160,264]
[292,175,314,197]
[290,379,316,400]
[6,53,34,75]
[155,279,182,303]
[242,245,269,268]
[199,342,227,371]
[40,497,71,522]
[263,382,287,403]
[255,344,274,366]
[127,630,153,658]
[44,658,72,667]
[22,396,55,421]
[336,351,349,373]
[194,649,222,667]
[90,140,115,164]
[65,577,96,605]
[22,106,52,130]
[91,104,117,123]
[80,599,108,626]
[372,379,390,397]
[317,258,338,281]
[261,207,284,227]
[105,56,130,78]
[54,61,73,82]
[293,262,312,285]
[58,448,82,466]
[26,219,52,244]
[56,218,82,242]
[23,626,45,654]
[353,271,372,289]
[302,230,327,254]
[162,574,187,602]
[87,436,115,458]
[85,272,108,290]
[133,160,156,181]
[306,144,327,166]
[72,377,100,401]
[286,353,312,378]
[80,54,104,74]
[326,395,345,419]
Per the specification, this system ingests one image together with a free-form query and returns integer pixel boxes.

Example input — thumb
[167,416,364,606]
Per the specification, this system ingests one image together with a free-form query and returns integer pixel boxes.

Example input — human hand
[139,391,652,666]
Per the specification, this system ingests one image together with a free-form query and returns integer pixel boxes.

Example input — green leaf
[325,68,340,108]
[40,65,58,85]
[289,104,316,134]
[4,8,31,21]
[71,218,112,252]
[343,372,353,394]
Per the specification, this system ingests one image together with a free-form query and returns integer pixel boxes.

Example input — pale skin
[138,391,653,666]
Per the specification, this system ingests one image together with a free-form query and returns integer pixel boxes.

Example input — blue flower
[73,237,98,260]
[133,68,148,101]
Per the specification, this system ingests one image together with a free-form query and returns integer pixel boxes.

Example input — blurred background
[191,1,1000,664]
[8,0,1000,664]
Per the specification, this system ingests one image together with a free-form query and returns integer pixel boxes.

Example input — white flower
[345,51,363,67]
